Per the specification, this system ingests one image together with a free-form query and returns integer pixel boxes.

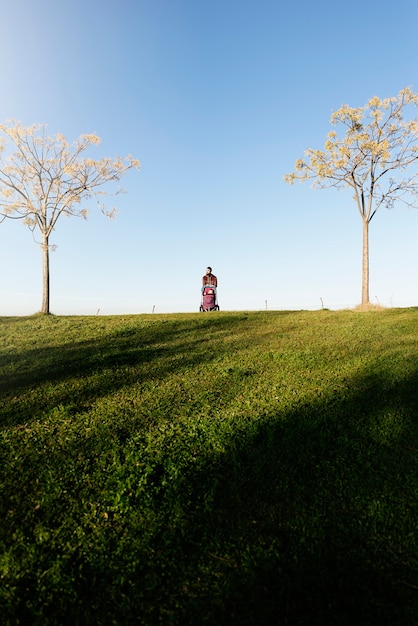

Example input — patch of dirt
[353,303,386,312]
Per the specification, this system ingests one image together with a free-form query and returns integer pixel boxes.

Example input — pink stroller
[200,285,220,311]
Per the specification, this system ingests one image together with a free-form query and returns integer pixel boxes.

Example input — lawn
[1,309,418,625]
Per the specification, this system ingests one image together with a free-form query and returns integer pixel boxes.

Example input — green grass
[1,308,418,625]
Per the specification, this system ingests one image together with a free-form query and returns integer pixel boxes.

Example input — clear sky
[1,0,418,315]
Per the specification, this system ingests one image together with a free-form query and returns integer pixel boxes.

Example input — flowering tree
[284,87,418,306]
[0,121,139,313]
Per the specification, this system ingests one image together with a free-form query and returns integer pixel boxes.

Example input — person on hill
[202,266,217,288]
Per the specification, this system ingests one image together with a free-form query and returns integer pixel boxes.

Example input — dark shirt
[202,273,218,287]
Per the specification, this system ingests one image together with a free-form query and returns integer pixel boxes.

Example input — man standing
[202,266,217,288]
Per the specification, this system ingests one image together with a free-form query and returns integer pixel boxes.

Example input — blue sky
[1,0,418,315]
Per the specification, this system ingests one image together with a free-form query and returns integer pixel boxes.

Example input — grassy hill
[1,309,418,625]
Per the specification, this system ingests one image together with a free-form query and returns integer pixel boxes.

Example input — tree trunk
[41,235,50,314]
[361,217,369,306]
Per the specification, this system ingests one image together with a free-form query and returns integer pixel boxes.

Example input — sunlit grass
[1,309,418,625]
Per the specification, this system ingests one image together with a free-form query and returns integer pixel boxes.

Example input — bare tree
[0,121,139,313]
[284,87,418,306]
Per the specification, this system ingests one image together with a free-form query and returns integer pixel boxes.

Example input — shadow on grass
[191,368,418,625]
[4,365,417,625]
[2,314,418,625]
[0,314,258,427]
[134,368,417,626]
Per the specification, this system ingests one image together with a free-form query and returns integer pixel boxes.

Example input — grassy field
[1,308,418,625]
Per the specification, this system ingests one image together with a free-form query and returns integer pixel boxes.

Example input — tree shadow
[0,314,257,427]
